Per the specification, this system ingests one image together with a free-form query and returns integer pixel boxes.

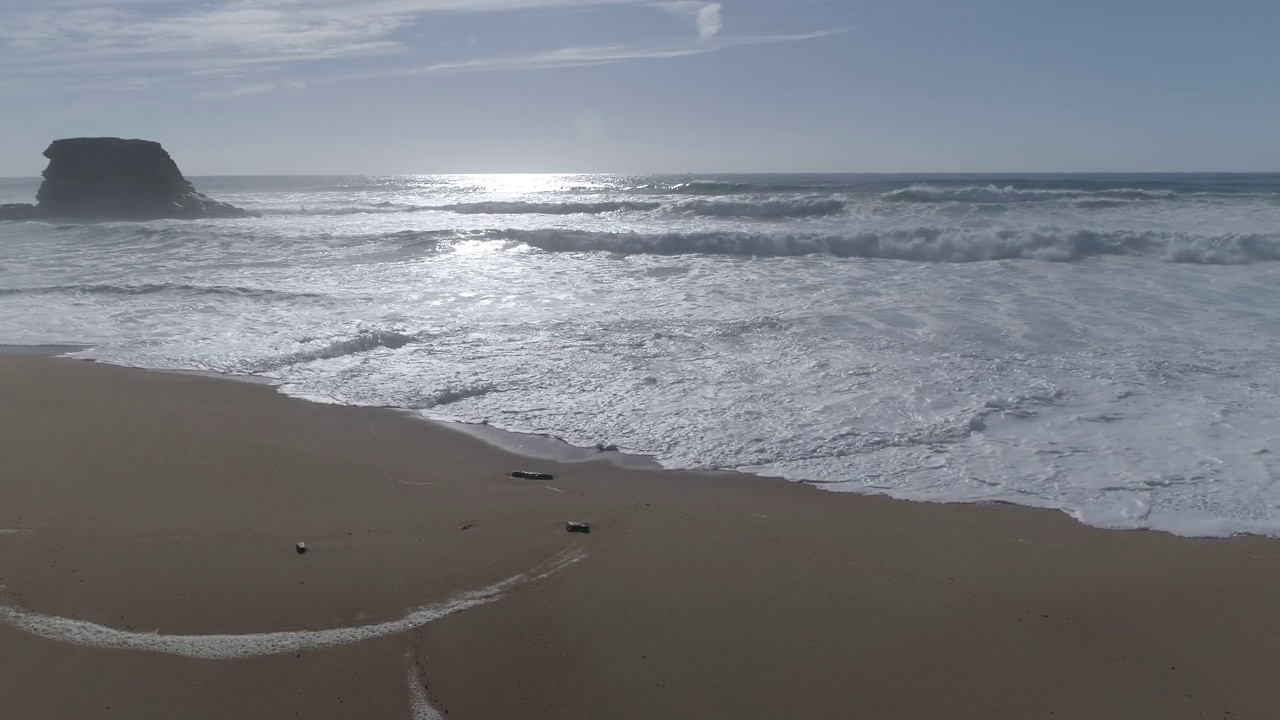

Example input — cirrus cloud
[0,0,837,98]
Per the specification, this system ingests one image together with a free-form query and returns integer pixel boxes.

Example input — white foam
[473,227,1280,263]
[0,548,584,659]
[6,174,1280,538]
[404,650,445,720]
[673,197,846,218]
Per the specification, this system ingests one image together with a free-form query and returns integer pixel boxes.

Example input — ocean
[2,173,1279,537]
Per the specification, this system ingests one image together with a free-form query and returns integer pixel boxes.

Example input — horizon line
[4,170,1280,180]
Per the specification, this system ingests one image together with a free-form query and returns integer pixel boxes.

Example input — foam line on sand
[404,649,445,720]
[0,546,584,660]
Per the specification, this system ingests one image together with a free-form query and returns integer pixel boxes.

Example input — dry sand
[0,354,1277,719]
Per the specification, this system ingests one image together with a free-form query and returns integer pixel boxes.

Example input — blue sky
[1,0,1278,174]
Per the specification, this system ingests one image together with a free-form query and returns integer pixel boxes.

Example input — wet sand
[0,354,1277,719]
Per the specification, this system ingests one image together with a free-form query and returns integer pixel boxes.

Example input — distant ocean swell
[639,180,1279,200]
[877,184,1271,203]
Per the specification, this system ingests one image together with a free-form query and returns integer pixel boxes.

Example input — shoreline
[18,342,668,470]
[2,354,1280,718]
[9,343,1270,540]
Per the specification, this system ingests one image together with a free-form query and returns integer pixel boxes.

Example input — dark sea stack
[0,137,255,221]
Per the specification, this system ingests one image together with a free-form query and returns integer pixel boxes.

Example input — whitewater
[2,173,1279,537]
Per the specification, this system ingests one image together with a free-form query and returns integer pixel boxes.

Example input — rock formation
[0,138,255,220]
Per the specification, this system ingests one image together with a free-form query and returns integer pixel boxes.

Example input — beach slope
[0,355,1277,719]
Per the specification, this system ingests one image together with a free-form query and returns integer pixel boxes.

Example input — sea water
[2,173,1279,536]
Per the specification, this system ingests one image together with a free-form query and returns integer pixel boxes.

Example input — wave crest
[425,384,497,407]
[260,330,417,370]
[474,228,1280,263]
[674,198,846,219]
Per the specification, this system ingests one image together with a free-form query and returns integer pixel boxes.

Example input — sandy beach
[0,354,1277,719]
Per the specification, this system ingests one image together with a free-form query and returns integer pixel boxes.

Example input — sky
[1,0,1279,174]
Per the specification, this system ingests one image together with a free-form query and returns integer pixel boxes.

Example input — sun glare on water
[453,174,590,194]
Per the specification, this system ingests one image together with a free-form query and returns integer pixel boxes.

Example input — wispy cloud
[199,81,309,99]
[0,0,836,97]
[0,0,653,63]
[1,2,409,64]
[414,30,842,74]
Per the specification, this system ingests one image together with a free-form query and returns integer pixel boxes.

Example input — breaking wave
[425,383,498,407]
[260,330,417,370]
[674,198,846,218]
[477,227,1280,263]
